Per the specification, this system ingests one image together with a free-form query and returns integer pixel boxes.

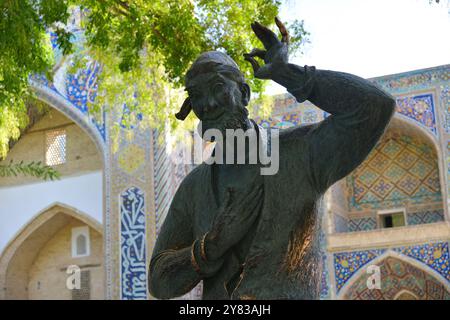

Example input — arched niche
[338,251,450,300]
[6,81,110,298]
[0,203,103,299]
[330,114,447,233]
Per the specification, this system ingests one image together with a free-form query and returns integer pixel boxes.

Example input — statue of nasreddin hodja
[148,18,395,300]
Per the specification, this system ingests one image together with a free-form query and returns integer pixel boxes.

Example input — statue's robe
[149,68,396,299]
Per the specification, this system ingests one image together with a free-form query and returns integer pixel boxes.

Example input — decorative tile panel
[348,133,442,210]
[334,249,386,292]
[394,242,450,282]
[441,85,450,133]
[334,242,450,294]
[343,256,450,300]
[118,144,145,175]
[370,65,449,94]
[407,209,445,225]
[348,217,377,232]
[320,252,329,299]
[395,94,436,135]
[120,187,147,300]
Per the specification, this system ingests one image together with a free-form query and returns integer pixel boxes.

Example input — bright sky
[267,0,450,94]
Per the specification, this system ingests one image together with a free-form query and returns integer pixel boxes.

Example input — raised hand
[205,180,264,261]
[244,17,290,80]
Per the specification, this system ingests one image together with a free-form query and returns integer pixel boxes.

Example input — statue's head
[176,51,251,139]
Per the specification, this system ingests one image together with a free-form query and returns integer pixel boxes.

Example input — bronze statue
[148,18,395,299]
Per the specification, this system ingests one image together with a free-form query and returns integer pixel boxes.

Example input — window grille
[71,270,91,300]
[45,129,66,166]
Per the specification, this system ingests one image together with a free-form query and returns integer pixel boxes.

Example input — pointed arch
[389,115,447,220]
[29,80,106,154]
[390,114,447,218]
[337,250,450,299]
[332,113,447,233]
[394,289,419,300]
[26,81,111,298]
[0,202,103,299]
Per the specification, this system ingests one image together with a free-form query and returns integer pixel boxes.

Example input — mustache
[203,110,248,131]
[200,111,249,142]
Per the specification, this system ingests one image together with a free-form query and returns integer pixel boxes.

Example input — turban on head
[176,51,245,121]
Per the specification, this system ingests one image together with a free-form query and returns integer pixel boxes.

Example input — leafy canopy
[0,0,308,158]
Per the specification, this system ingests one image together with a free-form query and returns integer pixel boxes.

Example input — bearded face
[186,72,251,140]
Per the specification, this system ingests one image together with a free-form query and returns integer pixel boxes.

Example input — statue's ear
[240,83,251,106]
[175,97,192,121]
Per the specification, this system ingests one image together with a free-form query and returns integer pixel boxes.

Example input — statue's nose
[203,102,218,115]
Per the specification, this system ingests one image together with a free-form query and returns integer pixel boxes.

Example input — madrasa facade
[0,15,449,300]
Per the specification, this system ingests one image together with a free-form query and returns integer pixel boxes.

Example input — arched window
[76,234,87,256]
[71,226,90,258]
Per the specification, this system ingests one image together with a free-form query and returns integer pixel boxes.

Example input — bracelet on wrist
[200,232,209,262]
[190,239,201,274]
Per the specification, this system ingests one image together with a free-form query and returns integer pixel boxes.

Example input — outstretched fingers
[275,17,290,44]
[251,21,279,49]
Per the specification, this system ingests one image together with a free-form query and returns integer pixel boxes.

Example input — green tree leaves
[0,0,309,161]
[0,160,60,181]
[0,0,70,159]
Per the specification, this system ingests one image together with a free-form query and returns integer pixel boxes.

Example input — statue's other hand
[244,17,289,80]
[205,182,264,261]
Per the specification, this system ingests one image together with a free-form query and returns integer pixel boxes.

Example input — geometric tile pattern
[334,242,450,294]
[320,252,329,299]
[271,95,298,113]
[407,209,445,225]
[66,61,100,114]
[257,111,301,129]
[348,217,377,232]
[348,133,442,210]
[65,61,106,140]
[120,187,147,300]
[255,95,324,129]
[118,144,145,175]
[29,55,106,140]
[343,256,450,300]
[442,85,450,134]
[341,210,444,232]
[34,25,107,141]
[393,242,450,282]
[395,94,436,135]
[370,66,448,95]
[334,249,386,292]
